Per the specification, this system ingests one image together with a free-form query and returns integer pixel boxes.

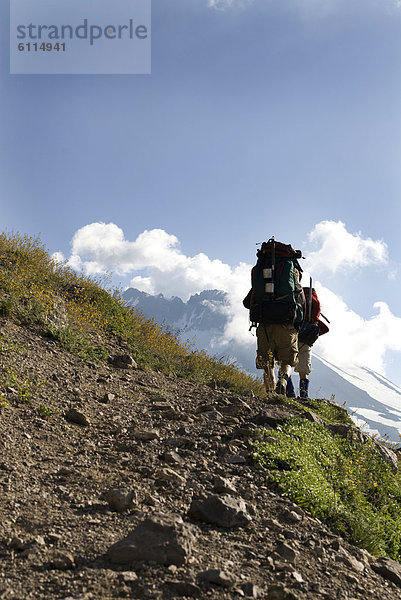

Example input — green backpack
[248,238,304,327]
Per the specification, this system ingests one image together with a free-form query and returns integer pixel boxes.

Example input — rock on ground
[188,493,251,528]
[107,512,198,566]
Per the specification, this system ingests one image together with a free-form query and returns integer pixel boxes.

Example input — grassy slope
[0,232,264,395]
[251,395,401,559]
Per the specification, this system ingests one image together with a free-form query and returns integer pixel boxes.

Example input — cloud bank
[57,220,400,378]
[207,0,254,10]
[311,286,401,375]
[304,221,388,274]
[207,0,401,16]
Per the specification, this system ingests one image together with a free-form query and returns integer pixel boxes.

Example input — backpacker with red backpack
[243,237,305,328]
[298,278,330,346]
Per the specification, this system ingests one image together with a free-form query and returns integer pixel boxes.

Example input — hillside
[2,234,401,599]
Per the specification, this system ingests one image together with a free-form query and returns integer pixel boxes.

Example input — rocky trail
[1,319,401,600]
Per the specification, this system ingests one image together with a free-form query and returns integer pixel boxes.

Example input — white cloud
[51,251,65,264]
[67,254,83,271]
[129,276,155,295]
[286,0,401,16]
[67,221,235,299]
[62,220,400,378]
[208,0,253,9]
[207,0,401,17]
[71,223,182,275]
[51,251,83,271]
[313,284,401,374]
[304,220,388,275]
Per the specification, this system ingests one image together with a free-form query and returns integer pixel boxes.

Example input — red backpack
[303,287,321,323]
[298,284,329,346]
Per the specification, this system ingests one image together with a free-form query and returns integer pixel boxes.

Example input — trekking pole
[308,277,312,321]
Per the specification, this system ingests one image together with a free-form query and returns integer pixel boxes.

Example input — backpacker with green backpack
[244,237,305,328]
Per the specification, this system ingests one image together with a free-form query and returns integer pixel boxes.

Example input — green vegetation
[0,232,264,395]
[0,367,42,404]
[0,334,24,355]
[267,393,354,425]
[38,403,60,419]
[251,398,401,559]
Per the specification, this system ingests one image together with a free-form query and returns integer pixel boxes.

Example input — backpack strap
[308,277,313,321]
[270,237,275,299]
[275,293,291,301]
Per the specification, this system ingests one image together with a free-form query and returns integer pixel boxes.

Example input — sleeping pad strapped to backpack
[248,238,304,327]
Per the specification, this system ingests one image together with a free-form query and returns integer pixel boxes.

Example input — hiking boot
[299,378,309,400]
[286,376,296,398]
[275,378,287,396]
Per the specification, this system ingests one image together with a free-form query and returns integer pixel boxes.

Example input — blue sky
[1,0,401,383]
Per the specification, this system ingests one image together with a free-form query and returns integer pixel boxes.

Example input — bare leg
[275,364,292,395]
[278,363,292,380]
[263,367,276,392]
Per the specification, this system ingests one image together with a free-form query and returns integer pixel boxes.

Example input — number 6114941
[18,42,66,51]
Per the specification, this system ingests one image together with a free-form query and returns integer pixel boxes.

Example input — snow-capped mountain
[123,288,228,331]
[309,356,401,444]
[122,288,401,444]
[122,287,230,351]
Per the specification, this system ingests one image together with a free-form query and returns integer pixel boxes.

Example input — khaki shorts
[294,342,312,375]
[256,323,298,368]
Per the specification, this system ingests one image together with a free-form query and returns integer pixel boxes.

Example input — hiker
[295,282,329,399]
[243,238,304,396]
